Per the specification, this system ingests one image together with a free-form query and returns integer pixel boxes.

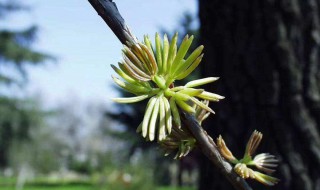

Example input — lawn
[2,186,90,190]
[157,187,195,190]
[1,185,195,190]
[0,177,195,190]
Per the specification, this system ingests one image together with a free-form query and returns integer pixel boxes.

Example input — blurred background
[1,0,320,190]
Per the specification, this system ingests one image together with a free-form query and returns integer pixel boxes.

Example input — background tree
[0,0,51,167]
[198,0,320,190]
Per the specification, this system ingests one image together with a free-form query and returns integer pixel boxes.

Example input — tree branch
[181,112,253,190]
[87,0,253,190]
[88,0,136,44]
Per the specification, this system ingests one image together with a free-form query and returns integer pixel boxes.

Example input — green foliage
[0,175,194,190]
[157,187,195,190]
[21,187,91,190]
[1,186,91,190]
[0,176,92,187]
[93,165,155,190]
[0,97,46,167]
[0,26,53,85]
[0,0,52,168]
[0,153,158,189]
[69,160,95,175]
[2,186,195,190]
[87,148,158,190]
[0,1,53,86]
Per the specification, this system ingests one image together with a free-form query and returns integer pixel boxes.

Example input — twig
[181,112,253,190]
[88,0,136,44]
[87,0,253,190]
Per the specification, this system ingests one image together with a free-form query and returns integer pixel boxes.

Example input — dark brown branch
[87,1,253,190]
[181,112,253,190]
[88,0,135,44]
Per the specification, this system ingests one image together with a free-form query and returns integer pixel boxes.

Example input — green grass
[0,177,93,190]
[0,186,195,190]
[0,186,196,190]
[0,177,195,190]
[0,177,16,185]
[157,187,195,190]
[1,186,91,190]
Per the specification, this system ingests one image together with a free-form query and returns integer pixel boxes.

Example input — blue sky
[4,0,198,107]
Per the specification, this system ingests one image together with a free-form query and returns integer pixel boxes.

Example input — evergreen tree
[0,0,51,167]
[0,1,51,85]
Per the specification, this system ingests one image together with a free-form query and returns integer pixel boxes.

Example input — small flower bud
[216,135,238,163]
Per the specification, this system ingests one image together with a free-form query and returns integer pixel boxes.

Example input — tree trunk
[198,0,320,190]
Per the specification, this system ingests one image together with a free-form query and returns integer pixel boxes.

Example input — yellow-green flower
[112,33,223,141]
[234,163,279,186]
[217,130,279,186]
[252,153,278,173]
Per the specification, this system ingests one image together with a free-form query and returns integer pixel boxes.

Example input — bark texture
[199,0,320,190]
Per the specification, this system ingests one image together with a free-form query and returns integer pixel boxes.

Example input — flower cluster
[159,100,211,159]
[112,33,223,142]
[217,130,279,186]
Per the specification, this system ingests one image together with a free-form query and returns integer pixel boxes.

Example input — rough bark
[199,0,320,190]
